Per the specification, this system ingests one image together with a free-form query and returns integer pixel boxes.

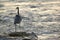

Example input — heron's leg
[18,23,21,28]
[19,23,21,31]
[15,24,17,32]
[19,23,20,27]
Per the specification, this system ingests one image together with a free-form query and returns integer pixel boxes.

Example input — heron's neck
[17,8,19,15]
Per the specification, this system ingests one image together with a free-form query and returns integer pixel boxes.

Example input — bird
[14,7,22,32]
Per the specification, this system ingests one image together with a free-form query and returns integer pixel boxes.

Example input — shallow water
[0,0,60,40]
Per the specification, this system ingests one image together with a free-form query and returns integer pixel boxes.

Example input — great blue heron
[14,7,22,32]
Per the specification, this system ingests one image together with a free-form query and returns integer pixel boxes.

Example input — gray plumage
[14,7,22,32]
[14,7,22,25]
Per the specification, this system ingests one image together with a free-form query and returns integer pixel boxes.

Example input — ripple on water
[0,4,4,8]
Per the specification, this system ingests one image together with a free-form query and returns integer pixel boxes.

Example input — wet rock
[0,32,38,40]
[8,32,30,37]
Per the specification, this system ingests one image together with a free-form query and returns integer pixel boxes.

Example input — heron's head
[16,7,19,9]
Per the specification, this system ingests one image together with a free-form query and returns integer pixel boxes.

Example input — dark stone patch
[23,39,31,40]
[8,32,31,37]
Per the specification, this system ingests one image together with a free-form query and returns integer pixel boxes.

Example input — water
[0,0,60,40]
